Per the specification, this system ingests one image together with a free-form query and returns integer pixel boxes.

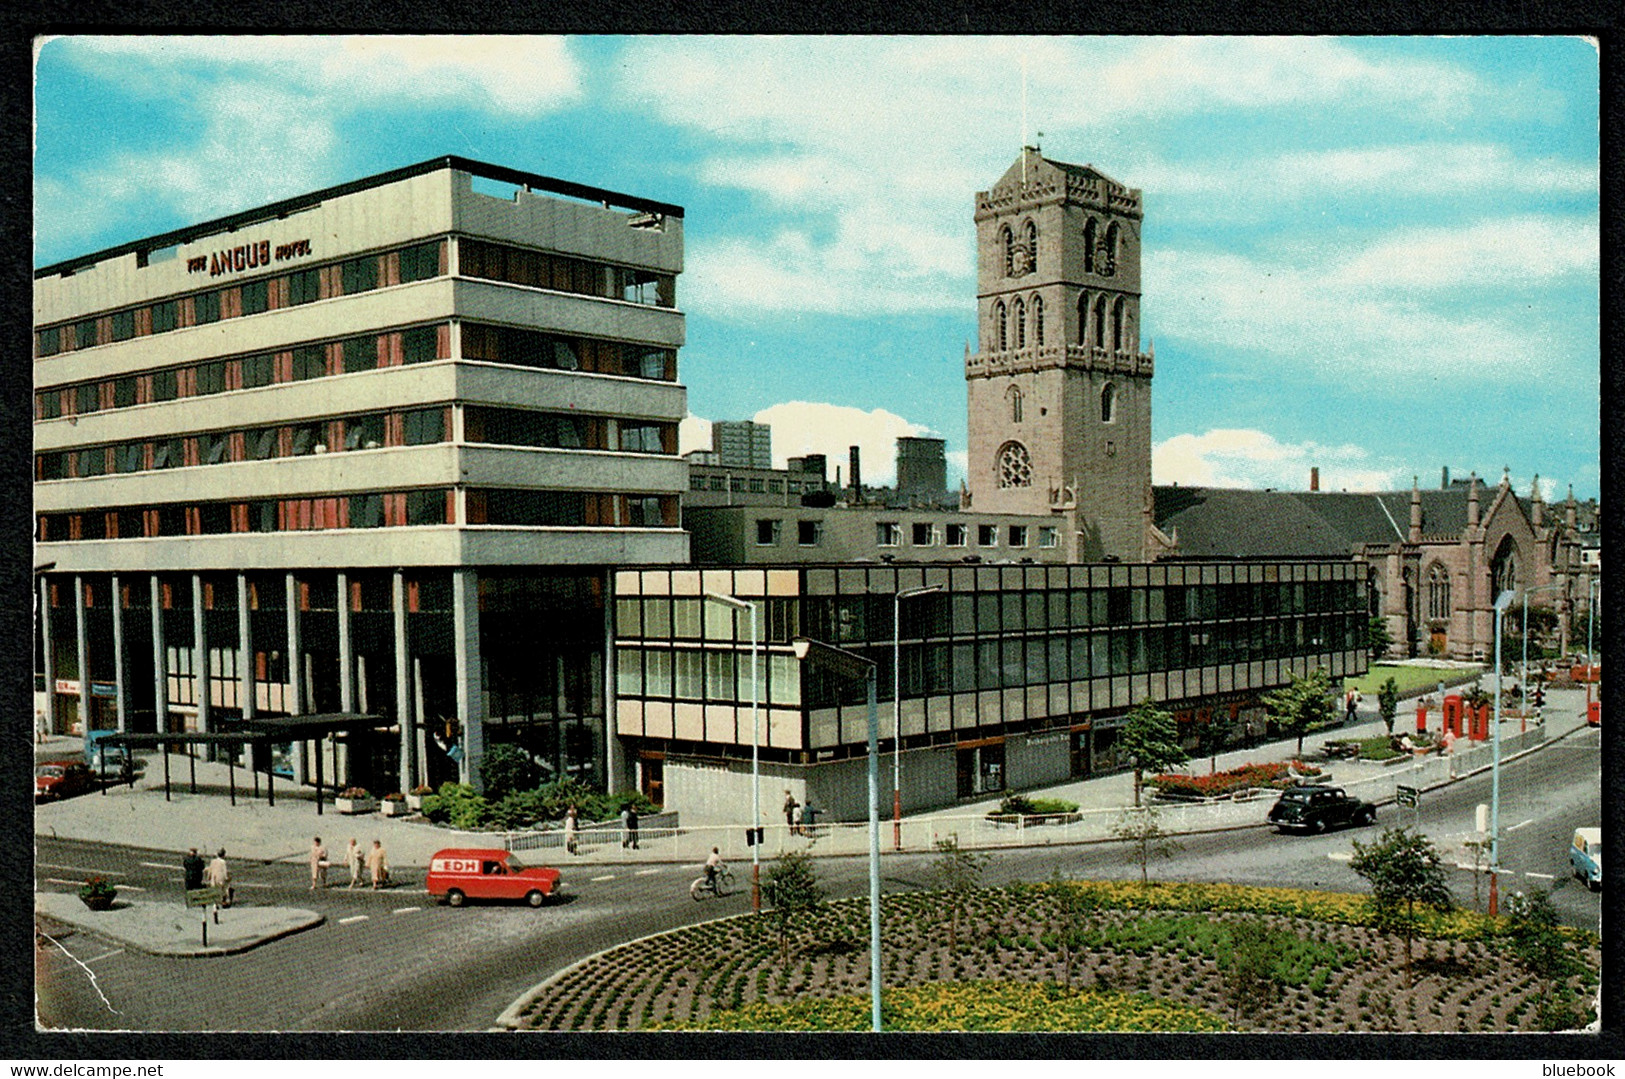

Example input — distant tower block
[965,147,1154,560]
[712,420,772,470]
[896,436,947,506]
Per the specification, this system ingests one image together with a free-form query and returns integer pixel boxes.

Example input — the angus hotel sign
[186,236,314,277]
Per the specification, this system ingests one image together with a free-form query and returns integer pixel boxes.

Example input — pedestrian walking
[345,838,363,889]
[182,847,205,892]
[627,805,639,849]
[564,806,579,855]
[783,789,799,835]
[620,805,632,849]
[365,839,389,889]
[309,836,329,890]
[1345,690,1359,724]
[205,847,232,907]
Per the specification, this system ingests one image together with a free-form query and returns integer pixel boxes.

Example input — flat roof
[36,155,685,280]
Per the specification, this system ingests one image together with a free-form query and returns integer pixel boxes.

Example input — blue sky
[33,35,1600,498]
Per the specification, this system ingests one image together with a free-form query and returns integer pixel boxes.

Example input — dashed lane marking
[140,862,182,871]
[39,863,126,877]
[338,915,369,925]
[590,875,616,883]
[391,907,421,915]
[634,868,662,876]
[1525,871,1556,880]
[1507,818,1536,832]
[45,878,145,891]
[1326,852,1352,863]
[84,949,125,965]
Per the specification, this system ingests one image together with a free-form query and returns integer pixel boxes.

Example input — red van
[425,848,562,908]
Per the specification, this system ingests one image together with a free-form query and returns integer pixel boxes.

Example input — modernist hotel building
[35,153,1369,819]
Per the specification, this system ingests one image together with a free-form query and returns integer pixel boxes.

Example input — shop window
[956,741,1004,797]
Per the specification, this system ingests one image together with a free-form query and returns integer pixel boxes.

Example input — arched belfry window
[1426,564,1451,621]
[1112,296,1125,352]
[1013,298,1027,348]
[1077,292,1089,345]
[1093,296,1107,348]
[995,300,1008,351]
[1104,222,1120,276]
[1100,383,1117,424]
[997,441,1033,488]
[1002,226,1015,277]
[1007,385,1024,424]
[1024,220,1037,274]
[1032,295,1045,345]
[1083,218,1097,275]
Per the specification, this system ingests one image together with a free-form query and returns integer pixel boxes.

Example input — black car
[1267,784,1376,833]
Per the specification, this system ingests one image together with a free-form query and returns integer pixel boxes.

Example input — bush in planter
[990,794,1080,819]
[79,877,117,909]
[338,786,372,801]
[410,784,434,798]
[421,782,490,830]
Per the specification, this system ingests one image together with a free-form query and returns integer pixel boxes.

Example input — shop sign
[91,682,117,698]
[54,679,79,695]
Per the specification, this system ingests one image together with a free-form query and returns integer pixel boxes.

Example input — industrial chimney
[1310,466,1320,492]
[849,445,862,500]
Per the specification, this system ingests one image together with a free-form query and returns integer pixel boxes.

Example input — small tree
[759,850,824,961]
[1119,699,1188,806]
[1048,870,1100,991]
[1113,806,1182,887]
[1222,916,1282,1025]
[1367,614,1394,661]
[1349,826,1453,987]
[1504,889,1571,981]
[927,836,987,952]
[480,742,539,799]
[1376,676,1400,736]
[1201,704,1240,775]
[1263,668,1336,758]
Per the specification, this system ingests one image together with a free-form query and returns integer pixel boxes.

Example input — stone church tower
[965,148,1154,560]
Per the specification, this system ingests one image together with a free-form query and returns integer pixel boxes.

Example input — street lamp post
[892,584,941,850]
[706,592,761,915]
[793,635,882,1033]
[1489,588,1517,917]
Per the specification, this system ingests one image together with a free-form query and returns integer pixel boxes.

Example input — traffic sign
[186,887,223,908]
[1396,785,1420,809]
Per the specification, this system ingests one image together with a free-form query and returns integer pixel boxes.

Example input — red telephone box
[1469,703,1490,741]
[1443,694,1463,737]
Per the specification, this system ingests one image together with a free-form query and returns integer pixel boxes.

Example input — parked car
[1267,784,1376,833]
[85,732,136,776]
[425,848,562,908]
[35,760,95,801]
[1570,827,1602,891]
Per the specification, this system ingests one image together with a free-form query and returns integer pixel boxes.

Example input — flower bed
[1147,761,1321,801]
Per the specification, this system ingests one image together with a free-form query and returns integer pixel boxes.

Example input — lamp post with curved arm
[705,592,760,915]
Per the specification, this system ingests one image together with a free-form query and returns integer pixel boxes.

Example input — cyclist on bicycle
[704,847,723,887]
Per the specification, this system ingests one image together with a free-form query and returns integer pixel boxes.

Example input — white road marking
[1326,852,1352,863]
[83,948,125,964]
[1525,871,1556,880]
[44,878,87,887]
[1507,818,1536,832]
[115,884,145,893]
[635,868,662,876]
[39,863,125,877]
[338,915,369,925]
[391,906,421,915]
[590,875,616,882]
[232,882,273,890]
[140,862,182,871]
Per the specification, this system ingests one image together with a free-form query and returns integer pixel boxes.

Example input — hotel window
[350,493,384,529]
[241,353,274,389]
[289,423,325,456]
[150,369,179,402]
[150,438,184,470]
[76,383,101,415]
[36,326,61,357]
[402,325,439,364]
[756,519,782,546]
[798,520,823,546]
[195,361,227,396]
[240,279,269,315]
[1039,526,1059,548]
[405,491,447,527]
[341,335,378,373]
[877,522,901,547]
[945,522,967,547]
[287,268,320,306]
[291,345,326,382]
[343,414,385,451]
[201,431,230,465]
[912,522,935,546]
[194,290,221,325]
[110,310,135,342]
[150,300,179,334]
[37,389,62,419]
[245,426,279,460]
[75,447,107,477]
[977,524,999,547]
[75,319,99,350]
[340,256,379,295]
[627,496,666,528]
[113,377,137,407]
[399,241,441,283]
[402,408,445,446]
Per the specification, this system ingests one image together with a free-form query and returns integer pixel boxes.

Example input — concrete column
[602,568,620,795]
[39,578,55,736]
[452,568,485,791]
[110,574,128,732]
[193,575,210,734]
[393,570,415,794]
[237,573,255,722]
[286,573,305,785]
[150,577,168,734]
[75,575,91,733]
[337,572,354,713]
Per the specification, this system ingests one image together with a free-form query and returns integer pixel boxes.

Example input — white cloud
[751,401,933,486]
[1154,428,1401,492]
[678,414,713,457]
[1330,216,1598,290]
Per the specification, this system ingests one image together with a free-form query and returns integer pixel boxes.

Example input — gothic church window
[996,301,1008,351]
[1084,218,1097,274]
[1032,295,1045,345]
[1023,220,1037,273]
[1077,292,1089,345]
[1002,226,1015,277]
[1104,223,1120,276]
[1101,383,1116,424]
[1008,386,1023,424]
[1093,296,1107,348]
[1112,297,1125,352]
[1013,298,1026,348]
[1426,564,1451,621]
[997,441,1033,488]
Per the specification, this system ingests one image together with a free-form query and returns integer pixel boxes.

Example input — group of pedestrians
[182,846,233,905]
[308,836,389,890]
